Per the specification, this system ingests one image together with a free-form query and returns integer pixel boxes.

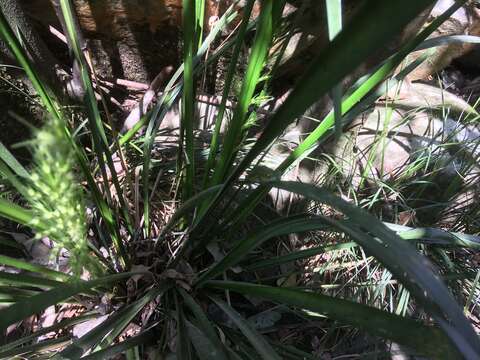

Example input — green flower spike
[28,117,93,276]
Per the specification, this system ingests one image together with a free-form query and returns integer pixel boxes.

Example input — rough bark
[0,0,62,94]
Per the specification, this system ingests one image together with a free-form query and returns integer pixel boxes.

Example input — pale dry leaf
[72,315,108,339]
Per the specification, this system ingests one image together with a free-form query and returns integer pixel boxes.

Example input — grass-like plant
[0,0,479,358]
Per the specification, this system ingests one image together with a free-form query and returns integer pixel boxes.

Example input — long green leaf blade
[221,0,467,232]
[0,197,34,226]
[228,0,437,185]
[206,281,460,359]
[211,0,274,185]
[0,313,96,356]
[270,181,480,357]
[175,292,192,360]
[209,296,281,360]
[181,0,197,200]
[0,255,71,282]
[61,284,168,358]
[80,328,155,360]
[180,289,229,360]
[0,272,144,331]
[203,0,256,187]
[0,142,28,178]
[325,0,343,138]
[197,216,332,285]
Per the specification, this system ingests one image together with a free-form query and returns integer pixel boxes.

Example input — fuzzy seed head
[28,118,93,276]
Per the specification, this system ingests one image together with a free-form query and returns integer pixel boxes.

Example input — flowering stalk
[27,117,96,276]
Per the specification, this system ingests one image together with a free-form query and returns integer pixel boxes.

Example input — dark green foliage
[0,0,479,358]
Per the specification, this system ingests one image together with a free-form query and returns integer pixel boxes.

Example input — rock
[275,1,480,94]
[321,82,479,226]
[326,82,479,185]
[406,0,480,81]
[262,81,480,217]
[272,0,434,94]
